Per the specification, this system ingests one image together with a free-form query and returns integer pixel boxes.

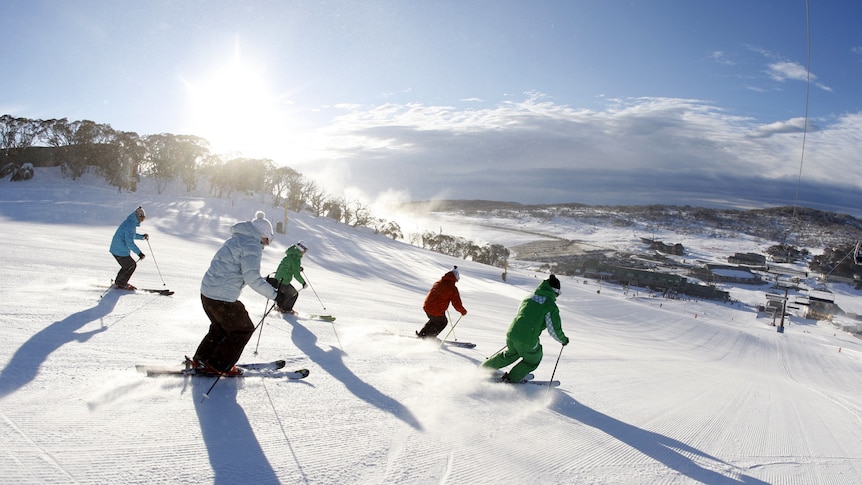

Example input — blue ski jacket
[109,212,145,257]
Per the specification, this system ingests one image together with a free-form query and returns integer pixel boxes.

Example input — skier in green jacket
[268,241,308,314]
[482,274,569,383]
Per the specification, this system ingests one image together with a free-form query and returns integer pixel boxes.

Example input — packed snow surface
[2,170,862,484]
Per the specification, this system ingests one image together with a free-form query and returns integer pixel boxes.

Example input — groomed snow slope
[1,170,861,484]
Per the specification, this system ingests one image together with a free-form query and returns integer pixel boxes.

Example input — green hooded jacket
[274,245,306,286]
[506,280,569,347]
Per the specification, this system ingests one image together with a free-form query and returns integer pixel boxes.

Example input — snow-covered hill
[2,170,862,484]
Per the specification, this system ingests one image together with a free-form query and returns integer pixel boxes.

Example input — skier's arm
[125,228,143,256]
[451,288,467,315]
[293,261,306,287]
[241,250,278,300]
[545,307,569,345]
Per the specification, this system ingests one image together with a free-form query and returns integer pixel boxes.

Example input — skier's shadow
[550,392,769,484]
[0,291,118,399]
[286,317,423,431]
[191,378,283,485]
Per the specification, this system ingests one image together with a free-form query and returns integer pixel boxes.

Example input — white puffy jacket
[200,221,278,302]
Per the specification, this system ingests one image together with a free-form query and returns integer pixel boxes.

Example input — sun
[182,51,293,160]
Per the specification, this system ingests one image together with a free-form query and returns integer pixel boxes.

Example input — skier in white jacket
[191,211,291,376]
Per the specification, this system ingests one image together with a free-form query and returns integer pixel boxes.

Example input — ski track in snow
[1,170,862,483]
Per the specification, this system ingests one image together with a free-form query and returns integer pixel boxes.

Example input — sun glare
[182,51,296,162]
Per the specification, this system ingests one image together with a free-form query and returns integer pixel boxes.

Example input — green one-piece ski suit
[482,277,569,382]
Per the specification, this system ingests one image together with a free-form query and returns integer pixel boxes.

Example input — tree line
[0,114,509,268]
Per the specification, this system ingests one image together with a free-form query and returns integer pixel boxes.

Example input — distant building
[691,264,764,285]
[585,263,729,302]
[728,252,766,266]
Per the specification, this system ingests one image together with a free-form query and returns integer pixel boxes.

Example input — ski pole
[299,270,342,350]
[446,310,458,340]
[301,270,326,311]
[253,300,279,355]
[438,313,463,349]
[488,344,507,359]
[201,375,221,402]
[145,238,168,288]
[547,344,565,394]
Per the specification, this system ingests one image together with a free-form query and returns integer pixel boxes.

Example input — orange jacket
[423,271,466,317]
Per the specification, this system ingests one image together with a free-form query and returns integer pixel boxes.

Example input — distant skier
[268,241,308,314]
[482,274,569,383]
[415,266,467,339]
[191,211,291,376]
[109,206,148,290]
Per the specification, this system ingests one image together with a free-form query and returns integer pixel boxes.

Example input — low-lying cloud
[292,94,862,213]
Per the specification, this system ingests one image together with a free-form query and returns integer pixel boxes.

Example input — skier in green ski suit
[268,241,308,314]
[482,275,569,383]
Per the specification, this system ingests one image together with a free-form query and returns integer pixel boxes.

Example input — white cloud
[750,117,811,137]
[711,51,734,66]
[290,95,862,207]
[767,61,810,82]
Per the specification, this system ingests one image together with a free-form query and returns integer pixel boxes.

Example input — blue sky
[2,1,861,212]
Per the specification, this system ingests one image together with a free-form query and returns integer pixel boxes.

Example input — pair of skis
[98,284,174,296]
[136,359,309,380]
[283,311,336,322]
[132,288,174,296]
[490,371,561,388]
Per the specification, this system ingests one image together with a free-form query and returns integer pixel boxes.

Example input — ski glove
[143,233,149,240]
[302,283,308,289]
[562,337,570,346]
[138,253,145,260]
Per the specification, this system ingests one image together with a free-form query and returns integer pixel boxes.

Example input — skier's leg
[207,300,254,372]
[194,295,229,363]
[114,255,136,286]
[417,315,447,338]
[281,285,299,312]
[507,342,543,382]
[481,337,521,369]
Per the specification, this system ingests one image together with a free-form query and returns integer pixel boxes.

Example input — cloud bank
[290,94,862,214]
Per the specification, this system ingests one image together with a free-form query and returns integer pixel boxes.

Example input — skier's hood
[441,271,458,283]
[285,245,304,257]
[230,220,262,240]
[534,280,557,301]
[125,212,141,227]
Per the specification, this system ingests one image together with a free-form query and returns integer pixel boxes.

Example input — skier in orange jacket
[415,266,467,339]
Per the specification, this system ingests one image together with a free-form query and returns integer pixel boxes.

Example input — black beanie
[548,274,560,290]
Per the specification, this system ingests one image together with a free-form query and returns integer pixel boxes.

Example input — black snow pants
[194,295,255,372]
[113,255,137,287]
[416,314,448,339]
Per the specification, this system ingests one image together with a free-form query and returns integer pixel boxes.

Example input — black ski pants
[194,295,255,372]
[113,255,137,286]
[417,314,448,339]
[267,277,298,312]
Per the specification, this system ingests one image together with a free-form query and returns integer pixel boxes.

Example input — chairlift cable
[790,0,812,225]
[781,0,811,259]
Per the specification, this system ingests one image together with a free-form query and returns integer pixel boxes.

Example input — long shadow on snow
[192,378,284,485]
[0,291,119,399]
[286,316,424,431]
[550,392,768,485]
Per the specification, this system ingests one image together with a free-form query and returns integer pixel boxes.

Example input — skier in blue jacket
[109,206,148,290]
